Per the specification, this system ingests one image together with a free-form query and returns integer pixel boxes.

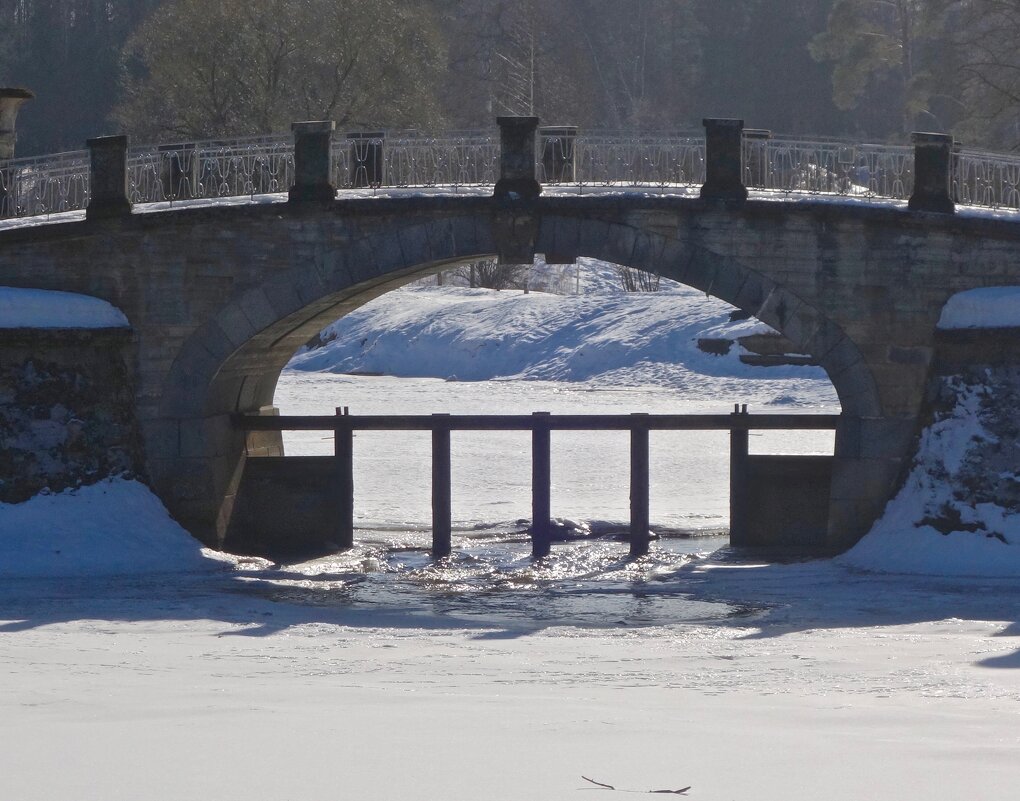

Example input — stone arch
[154,210,887,548]
[540,213,881,418]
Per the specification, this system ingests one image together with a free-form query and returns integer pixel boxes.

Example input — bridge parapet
[7,119,1020,222]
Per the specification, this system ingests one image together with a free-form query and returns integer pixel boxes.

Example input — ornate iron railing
[954,147,1020,209]
[127,134,294,205]
[744,137,915,199]
[331,131,500,189]
[561,132,706,189]
[0,150,90,218]
[6,130,1020,220]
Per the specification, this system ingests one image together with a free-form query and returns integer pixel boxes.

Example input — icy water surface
[241,532,750,627]
[263,372,837,625]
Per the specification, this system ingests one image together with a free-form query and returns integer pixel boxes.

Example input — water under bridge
[2,116,1020,554]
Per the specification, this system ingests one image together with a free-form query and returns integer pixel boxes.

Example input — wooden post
[532,412,552,558]
[729,404,750,546]
[629,413,651,558]
[432,414,453,558]
[334,407,354,550]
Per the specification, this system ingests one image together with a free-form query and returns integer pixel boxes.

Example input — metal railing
[0,150,90,218]
[6,129,1020,220]
[744,136,914,200]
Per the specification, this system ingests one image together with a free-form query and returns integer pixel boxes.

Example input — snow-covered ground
[4,268,1020,800]
[0,286,129,328]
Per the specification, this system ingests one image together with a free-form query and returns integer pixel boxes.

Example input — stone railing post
[495,116,541,200]
[701,118,748,202]
[909,132,955,214]
[86,135,131,220]
[289,120,336,202]
[0,87,33,160]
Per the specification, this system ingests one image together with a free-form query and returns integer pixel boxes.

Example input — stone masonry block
[656,239,693,285]
[423,219,457,263]
[820,337,864,378]
[542,215,582,264]
[342,237,378,285]
[139,418,180,458]
[215,303,258,350]
[828,362,882,417]
[449,215,482,258]
[576,218,612,261]
[371,227,407,273]
[830,456,904,502]
[705,262,748,306]
[680,251,720,295]
[261,274,305,321]
[603,223,639,268]
[238,287,279,333]
[629,230,666,275]
[400,224,434,267]
[732,270,770,315]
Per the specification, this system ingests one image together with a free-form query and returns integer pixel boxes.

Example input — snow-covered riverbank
[4,275,1020,800]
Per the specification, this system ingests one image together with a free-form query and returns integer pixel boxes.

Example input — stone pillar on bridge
[86,135,132,220]
[289,121,336,202]
[701,118,748,202]
[495,116,541,201]
[0,87,33,160]
[909,132,955,214]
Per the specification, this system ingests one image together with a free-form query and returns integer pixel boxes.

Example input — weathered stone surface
[0,329,142,502]
[3,194,1020,549]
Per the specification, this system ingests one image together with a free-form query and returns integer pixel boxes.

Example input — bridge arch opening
[257,256,842,556]
[147,210,886,552]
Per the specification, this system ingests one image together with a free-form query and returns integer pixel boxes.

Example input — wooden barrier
[235,408,839,559]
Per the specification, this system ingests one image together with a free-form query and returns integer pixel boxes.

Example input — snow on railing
[6,130,1020,219]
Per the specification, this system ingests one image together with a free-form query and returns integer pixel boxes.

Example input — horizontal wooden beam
[232,412,840,433]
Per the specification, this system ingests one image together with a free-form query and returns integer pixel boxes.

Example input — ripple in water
[238,533,760,628]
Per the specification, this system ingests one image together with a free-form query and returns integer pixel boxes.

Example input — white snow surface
[841,381,1020,577]
[4,270,1020,800]
[0,286,129,329]
[289,268,816,388]
[937,285,1020,329]
[0,479,233,578]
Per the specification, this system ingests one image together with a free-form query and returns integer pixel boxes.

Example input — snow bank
[0,479,232,578]
[841,378,1020,577]
[0,286,129,329]
[937,286,1020,330]
[289,278,826,388]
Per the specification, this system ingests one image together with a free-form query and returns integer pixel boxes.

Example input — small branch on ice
[580,776,691,795]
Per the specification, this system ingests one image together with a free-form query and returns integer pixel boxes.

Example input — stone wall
[0,328,143,503]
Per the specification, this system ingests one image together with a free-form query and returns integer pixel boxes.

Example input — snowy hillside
[289,262,826,392]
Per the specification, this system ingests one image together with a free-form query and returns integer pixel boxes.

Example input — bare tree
[114,0,445,140]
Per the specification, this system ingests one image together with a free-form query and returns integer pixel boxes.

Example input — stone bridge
[3,117,1020,552]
